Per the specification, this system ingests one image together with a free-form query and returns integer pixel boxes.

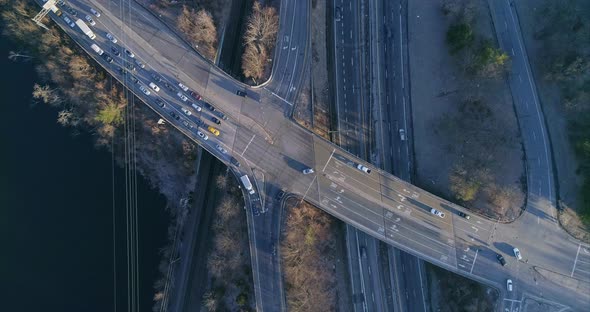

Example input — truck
[240,175,255,195]
[90,44,104,55]
[75,19,96,40]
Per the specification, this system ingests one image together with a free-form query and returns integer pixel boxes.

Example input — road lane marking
[322,149,336,172]
[241,134,256,156]
[470,249,479,274]
[571,244,581,277]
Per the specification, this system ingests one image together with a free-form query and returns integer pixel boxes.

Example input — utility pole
[32,0,57,30]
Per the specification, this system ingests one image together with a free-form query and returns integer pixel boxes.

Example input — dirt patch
[409,0,525,220]
[426,263,499,312]
[514,0,590,242]
[293,0,331,140]
[280,199,338,312]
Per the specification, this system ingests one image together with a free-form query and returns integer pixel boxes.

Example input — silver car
[197,131,208,141]
[139,85,150,95]
[106,33,117,43]
[177,92,188,102]
[430,208,445,218]
[85,15,96,26]
[216,144,227,154]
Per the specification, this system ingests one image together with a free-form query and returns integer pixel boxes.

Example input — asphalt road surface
[41,0,590,311]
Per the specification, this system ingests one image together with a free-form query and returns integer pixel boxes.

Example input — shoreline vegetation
[1,0,198,309]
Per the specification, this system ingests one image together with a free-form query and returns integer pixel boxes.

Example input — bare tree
[32,83,60,105]
[241,1,278,81]
[177,6,218,60]
[241,44,267,82]
[202,291,218,312]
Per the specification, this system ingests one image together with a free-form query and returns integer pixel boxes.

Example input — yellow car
[208,126,220,136]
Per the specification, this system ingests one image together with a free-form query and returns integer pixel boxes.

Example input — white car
[106,33,117,43]
[430,208,445,218]
[181,107,192,116]
[90,8,100,17]
[216,144,228,154]
[506,279,513,292]
[357,164,371,174]
[399,128,406,141]
[178,82,189,92]
[513,248,522,260]
[139,85,150,95]
[302,168,314,175]
[149,82,160,92]
[191,103,202,112]
[85,15,96,26]
[177,92,188,102]
[197,131,208,140]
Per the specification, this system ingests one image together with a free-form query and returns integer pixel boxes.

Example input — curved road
[41,0,590,311]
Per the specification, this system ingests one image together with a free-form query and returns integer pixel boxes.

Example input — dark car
[458,212,471,219]
[117,67,127,75]
[169,111,180,120]
[111,47,121,56]
[204,103,216,112]
[236,90,247,97]
[155,98,166,108]
[276,190,285,201]
[101,53,113,63]
[189,90,202,101]
[230,157,241,168]
[125,62,136,71]
[130,76,139,84]
[151,73,163,83]
[360,247,367,258]
[497,254,507,266]
[163,82,176,92]
[211,117,221,125]
[215,111,228,120]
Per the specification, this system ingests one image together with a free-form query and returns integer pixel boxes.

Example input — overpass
[39,0,590,311]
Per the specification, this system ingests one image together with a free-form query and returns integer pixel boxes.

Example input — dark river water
[0,37,168,311]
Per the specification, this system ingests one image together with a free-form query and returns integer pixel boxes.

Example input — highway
[40,0,590,311]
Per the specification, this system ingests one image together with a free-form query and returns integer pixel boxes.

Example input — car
[208,126,220,136]
[497,254,507,266]
[513,248,522,260]
[57,0,65,7]
[189,90,202,100]
[125,62,136,71]
[211,117,221,125]
[181,107,192,116]
[357,164,371,174]
[155,98,166,108]
[169,111,180,120]
[106,33,117,43]
[130,76,139,84]
[197,131,208,140]
[230,157,241,167]
[151,73,162,83]
[458,212,470,219]
[67,8,77,17]
[178,82,189,92]
[177,92,188,102]
[216,144,227,154]
[236,90,247,97]
[124,49,134,58]
[215,111,228,120]
[335,6,342,21]
[139,85,151,95]
[90,8,100,17]
[148,82,160,92]
[360,247,367,258]
[111,47,121,56]
[399,129,406,141]
[85,15,96,26]
[506,279,513,292]
[302,168,314,175]
[117,67,127,75]
[163,82,176,92]
[63,16,75,28]
[430,208,445,218]
[276,190,285,200]
[191,103,202,112]
[134,59,145,69]
[182,120,192,129]
[204,103,216,112]
[101,53,113,63]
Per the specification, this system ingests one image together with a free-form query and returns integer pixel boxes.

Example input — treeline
[241,1,278,83]
[281,200,337,312]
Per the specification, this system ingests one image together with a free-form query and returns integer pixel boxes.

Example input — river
[0,36,169,311]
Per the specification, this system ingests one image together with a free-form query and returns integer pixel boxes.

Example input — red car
[189,90,202,101]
